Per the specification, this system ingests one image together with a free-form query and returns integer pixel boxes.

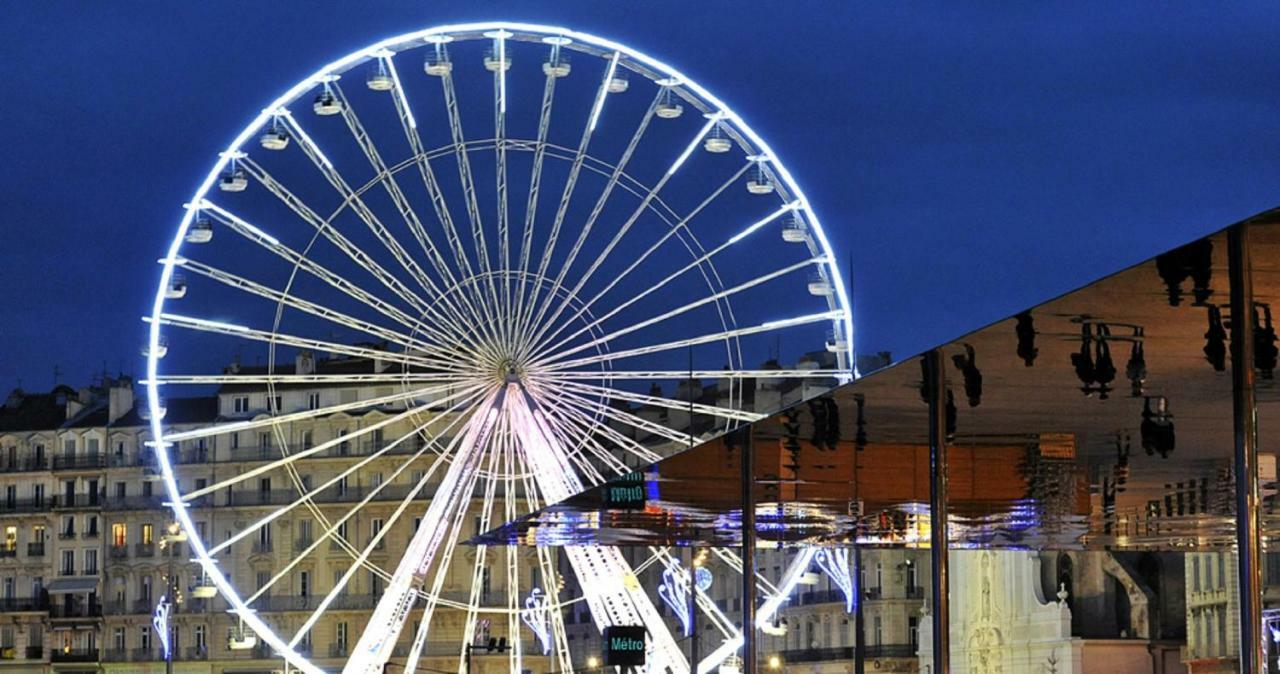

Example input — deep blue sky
[2,1,1279,392]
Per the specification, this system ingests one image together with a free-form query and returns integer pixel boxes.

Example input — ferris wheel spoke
[206,384,487,557]
[290,404,490,650]
[526,401,614,484]
[536,392,664,467]
[511,63,560,359]
[326,84,485,332]
[518,52,621,345]
[197,198,460,345]
[528,163,751,352]
[538,309,844,372]
[555,380,762,424]
[169,256,475,366]
[177,383,484,502]
[533,255,829,365]
[387,53,479,297]
[490,32,514,339]
[151,312,467,375]
[514,91,660,358]
[438,72,505,327]
[541,387,692,446]
[147,372,466,387]
[277,110,480,334]
[523,106,715,357]
[540,368,848,381]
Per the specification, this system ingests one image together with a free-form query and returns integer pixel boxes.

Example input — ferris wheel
[144,21,852,674]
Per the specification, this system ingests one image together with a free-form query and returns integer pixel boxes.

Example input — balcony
[101,648,128,662]
[0,498,47,514]
[109,545,128,559]
[57,530,76,540]
[134,542,155,558]
[795,589,848,606]
[251,540,274,555]
[1,456,48,472]
[183,645,209,661]
[329,594,378,611]
[52,453,107,471]
[49,602,102,619]
[27,542,44,557]
[0,596,46,612]
[0,547,15,559]
[25,646,43,660]
[252,595,314,612]
[294,537,314,551]
[104,495,165,511]
[52,491,105,509]
[905,585,925,599]
[132,599,153,614]
[51,648,98,663]
[330,644,350,658]
[130,647,157,662]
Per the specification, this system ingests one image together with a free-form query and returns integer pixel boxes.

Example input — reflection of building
[920,551,1185,674]
[1183,551,1238,673]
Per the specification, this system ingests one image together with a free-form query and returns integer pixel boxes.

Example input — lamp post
[158,523,186,674]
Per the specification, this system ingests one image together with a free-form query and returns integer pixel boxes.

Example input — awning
[46,578,98,594]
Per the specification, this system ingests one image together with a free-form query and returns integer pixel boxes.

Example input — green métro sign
[603,471,647,510]
[603,625,646,667]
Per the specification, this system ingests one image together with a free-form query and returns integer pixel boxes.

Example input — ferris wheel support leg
[343,389,506,674]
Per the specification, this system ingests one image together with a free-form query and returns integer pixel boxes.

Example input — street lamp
[767,654,782,670]
[586,656,600,669]
[158,523,187,674]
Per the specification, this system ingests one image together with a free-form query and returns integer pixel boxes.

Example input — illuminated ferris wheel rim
[144,21,854,674]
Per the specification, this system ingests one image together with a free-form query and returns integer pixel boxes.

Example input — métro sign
[603,625,646,667]
[603,471,647,510]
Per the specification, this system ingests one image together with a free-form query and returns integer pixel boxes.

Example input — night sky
[2,1,1279,392]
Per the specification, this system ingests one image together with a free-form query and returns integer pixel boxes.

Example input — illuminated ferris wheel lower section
[144,21,854,674]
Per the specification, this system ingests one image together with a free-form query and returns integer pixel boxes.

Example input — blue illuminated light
[521,587,552,655]
[657,561,693,636]
[153,595,172,659]
[814,549,855,613]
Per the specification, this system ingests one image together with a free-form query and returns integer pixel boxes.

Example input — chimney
[296,350,316,376]
[108,377,135,424]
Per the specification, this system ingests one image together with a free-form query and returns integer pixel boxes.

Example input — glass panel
[1250,219,1280,671]
[944,230,1235,671]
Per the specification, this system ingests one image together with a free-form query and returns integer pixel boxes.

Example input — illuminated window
[2,526,15,552]
[141,524,154,546]
[112,523,127,548]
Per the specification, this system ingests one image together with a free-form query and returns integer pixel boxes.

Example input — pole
[167,540,175,674]
[688,546,699,674]
[1229,223,1263,673]
[740,427,757,674]
[925,350,949,674]
[853,544,864,674]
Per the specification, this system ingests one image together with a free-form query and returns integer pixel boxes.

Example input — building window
[85,515,98,537]
[113,627,125,652]
[233,396,250,413]
[299,571,310,597]
[83,549,98,575]
[112,523,127,548]
[336,622,348,653]
[115,482,126,499]
[194,624,206,651]
[60,550,74,576]
[32,525,45,543]
[140,626,151,651]
[141,523,154,545]
[307,393,321,410]
[259,432,272,450]
[270,396,283,412]
[2,526,14,552]
[371,518,384,541]
[61,516,75,537]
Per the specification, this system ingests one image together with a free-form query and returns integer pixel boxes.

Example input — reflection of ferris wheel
[144,21,851,674]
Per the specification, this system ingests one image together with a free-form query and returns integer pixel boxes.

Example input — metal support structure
[925,350,950,674]
[687,546,699,672]
[1230,223,1263,674]
[853,543,864,674]
[740,428,757,674]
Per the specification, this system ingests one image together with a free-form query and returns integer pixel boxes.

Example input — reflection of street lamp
[767,654,782,670]
[586,656,600,669]
[158,523,186,674]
